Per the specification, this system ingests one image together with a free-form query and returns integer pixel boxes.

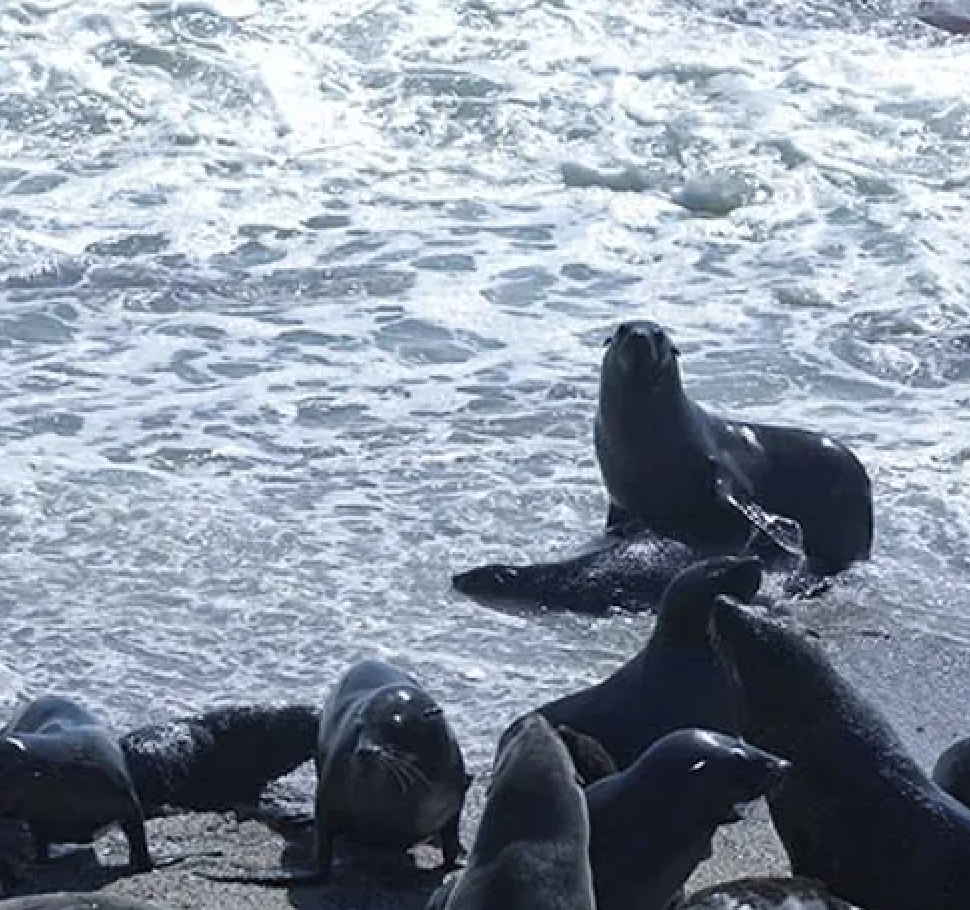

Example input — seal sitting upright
[426,713,594,910]
[311,659,470,877]
[0,696,150,872]
[709,595,970,910]
[596,320,873,578]
[538,555,761,768]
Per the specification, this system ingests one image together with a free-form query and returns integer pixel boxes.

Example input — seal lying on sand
[198,659,469,885]
[709,595,970,910]
[679,876,861,909]
[427,713,594,910]
[539,556,761,768]
[119,704,319,817]
[452,530,700,614]
[587,728,790,910]
[933,737,970,810]
[596,320,872,578]
[0,696,150,873]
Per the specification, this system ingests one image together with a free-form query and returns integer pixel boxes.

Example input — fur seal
[452,530,701,614]
[596,320,873,578]
[933,737,970,810]
[538,555,761,768]
[427,712,594,910]
[587,728,790,910]
[0,696,150,872]
[119,704,319,817]
[678,876,861,909]
[198,659,469,885]
[709,595,970,910]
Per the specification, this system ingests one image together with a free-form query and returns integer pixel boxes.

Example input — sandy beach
[3,616,968,909]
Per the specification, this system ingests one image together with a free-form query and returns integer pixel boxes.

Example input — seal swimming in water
[427,712,594,910]
[678,876,861,909]
[538,555,761,768]
[596,320,873,579]
[197,659,469,885]
[587,728,790,910]
[119,704,319,817]
[933,737,970,810]
[0,696,150,872]
[452,530,701,614]
[709,595,970,910]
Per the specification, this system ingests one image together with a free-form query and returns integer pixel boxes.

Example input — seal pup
[596,320,873,578]
[709,595,970,910]
[678,876,861,909]
[586,728,789,910]
[933,737,970,810]
[452,530,700,614]
[538,555,761,768]
[426,712,594,910]
[119,704,319,817]
[0,696,150,872]
[198,659,469,885]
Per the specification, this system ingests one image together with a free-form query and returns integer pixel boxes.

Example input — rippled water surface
[1,0,969,769]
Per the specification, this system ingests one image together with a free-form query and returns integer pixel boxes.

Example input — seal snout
[606,320,678,381]
[452,565,520,601]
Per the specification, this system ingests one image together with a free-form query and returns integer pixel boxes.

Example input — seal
[452,530,701,614]
[596,320,873,578]
[119,704,320,817]
[933,737,970,810]
[709,595,970,910]
[678,876,861,909]
[427,712,594,910]
[197,659,470,885]
[538,555,762,768]
[0,695,150,872]
[555,724,617,785]
[586,728,790,910]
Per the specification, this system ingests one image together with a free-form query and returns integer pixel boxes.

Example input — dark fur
[587,729,789,910]
[710,596,970,910]
[596,320,872,577]
[679,876,859,909]
[538,556,761,768]
[0,696,150,872]
[933,737,970,811]
[452,530,700,614]
[427,713,594,910]
[119,704,319,816]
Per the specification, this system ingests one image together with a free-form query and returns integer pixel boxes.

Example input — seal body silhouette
[452,530,700,614]
[538,556,761,768]
[933,737,970,810]
[119,704,319,816]
[312,659,469,877]
[710,595,970,910]
[596,320,872,577]
[586,729,790,910]
[427,712,594,910]
[0,696,150,871]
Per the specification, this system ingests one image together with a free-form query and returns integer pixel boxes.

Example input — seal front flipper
[709,459,804,566]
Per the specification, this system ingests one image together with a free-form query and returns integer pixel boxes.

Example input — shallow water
[0,0,968,773]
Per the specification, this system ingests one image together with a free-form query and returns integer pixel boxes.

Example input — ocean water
[0,0,969,775]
